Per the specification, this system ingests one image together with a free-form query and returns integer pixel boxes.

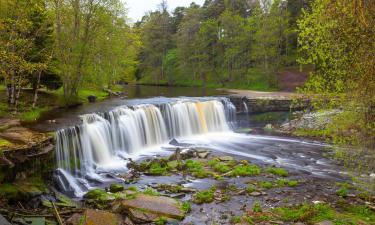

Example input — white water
[54,98,236,196]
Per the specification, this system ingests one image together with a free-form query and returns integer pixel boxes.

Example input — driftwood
[51,201,64,225]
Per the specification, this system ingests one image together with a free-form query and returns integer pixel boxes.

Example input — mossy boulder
[109,184,124,193]
[121,194,186,221]
[84,189,115,203]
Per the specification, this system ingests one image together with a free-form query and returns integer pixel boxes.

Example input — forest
[0,0,374,224]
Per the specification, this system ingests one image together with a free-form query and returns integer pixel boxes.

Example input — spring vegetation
[0,0,373,158]
[0,0,374,224]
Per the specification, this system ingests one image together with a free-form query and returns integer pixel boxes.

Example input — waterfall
[54,98,236,196]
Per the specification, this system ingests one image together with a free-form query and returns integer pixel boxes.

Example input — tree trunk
[32,71,42,108]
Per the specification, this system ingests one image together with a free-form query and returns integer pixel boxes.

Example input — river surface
[32,85,346,198]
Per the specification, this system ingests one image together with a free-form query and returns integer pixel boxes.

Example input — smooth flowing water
[51,88,343,197]
[54,98,237,196]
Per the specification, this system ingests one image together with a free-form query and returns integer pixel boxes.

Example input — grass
[275,179,299,187]
[242,203,375,224]
[192,186,216,204]
[229,164,261,177]
[0,138,12,150]
[252,201,262,212]
[185,159,210,178]
[148,162,168,176]
[265,167,289,177]
[19,107,48,122]
[143,187,160,196]
[181,201,191,213]
[259,181,273,189]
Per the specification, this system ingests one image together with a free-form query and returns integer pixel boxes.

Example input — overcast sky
[124,0,205,22]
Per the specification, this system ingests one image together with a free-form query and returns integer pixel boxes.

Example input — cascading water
[54,98,236,196]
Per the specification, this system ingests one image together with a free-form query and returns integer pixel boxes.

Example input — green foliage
[297,0,375,175]
[265,167,289,177]
[246,184,256,193]
[229,164,261,177]
[259,181,273,189]
[336,187,348,198]
[181,201,191,213]
[143,187,160,196]
[154,217,168,225]
[193,186,216,204]
[230,215,242,224]
[275,179,299,187]
[185,159,209,178]
[19,107,48,122]
[252,201,262,213]
[148,162,168,176]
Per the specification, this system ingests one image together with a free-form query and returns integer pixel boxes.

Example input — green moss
[185,159,209,178]
[84,189,108,199]
[213,163,231,173]
[126,186,138,192]
[143,187,160,196]
[259,181,273,189]
[230,215,242,224]
[109,183,124,193]
[265,167,289,177]
[181,201,191,213]
[275,179,299,187]
[228,164,261,177]
[0,183,23,201]
[154,217,168,225]
[0,138,12,150]
[246,184,257,193]
[193,187,216,204]
[148,162,168,175]
[336,187,348,197]
[252,201,262,212]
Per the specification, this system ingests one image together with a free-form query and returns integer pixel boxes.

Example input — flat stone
[197,152,209,158]
[66,213,83,225]
[219,156,234,161]
[314,221,333,225]
[121,194,185,220]
[249,191,262,197]
[128,208,159,223]
[0,214,11,225]
[83,209,121,225]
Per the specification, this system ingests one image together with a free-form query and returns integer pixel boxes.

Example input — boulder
[121,194,185,220]
[87,95,97,103]
[0,214,11,225]
[83,209,122,225]
[219,156,234,162]
[110,184,124,193]
[314,221,333,225]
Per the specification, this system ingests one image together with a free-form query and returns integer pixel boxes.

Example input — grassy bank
[0,84,123,122]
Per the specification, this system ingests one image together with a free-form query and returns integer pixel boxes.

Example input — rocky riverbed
[0,146,374,225]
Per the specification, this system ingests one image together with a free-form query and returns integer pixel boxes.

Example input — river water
[32,85,345,197]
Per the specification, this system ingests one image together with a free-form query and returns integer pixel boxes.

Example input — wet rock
[197,151,210,159]
[219,156,234,162]
[314,221,333,225]
[87,95,97,103]
[83,209,121,225]
[84,189,115,203]
[249,191,262,197]
[66,213,83,225]
[121,194,185,220]
[128,208,159,223]
[264,124,273,131]
[0,214,11,225]
[110,184,124,193]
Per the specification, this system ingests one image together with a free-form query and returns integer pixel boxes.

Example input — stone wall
[229,96,310,114]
